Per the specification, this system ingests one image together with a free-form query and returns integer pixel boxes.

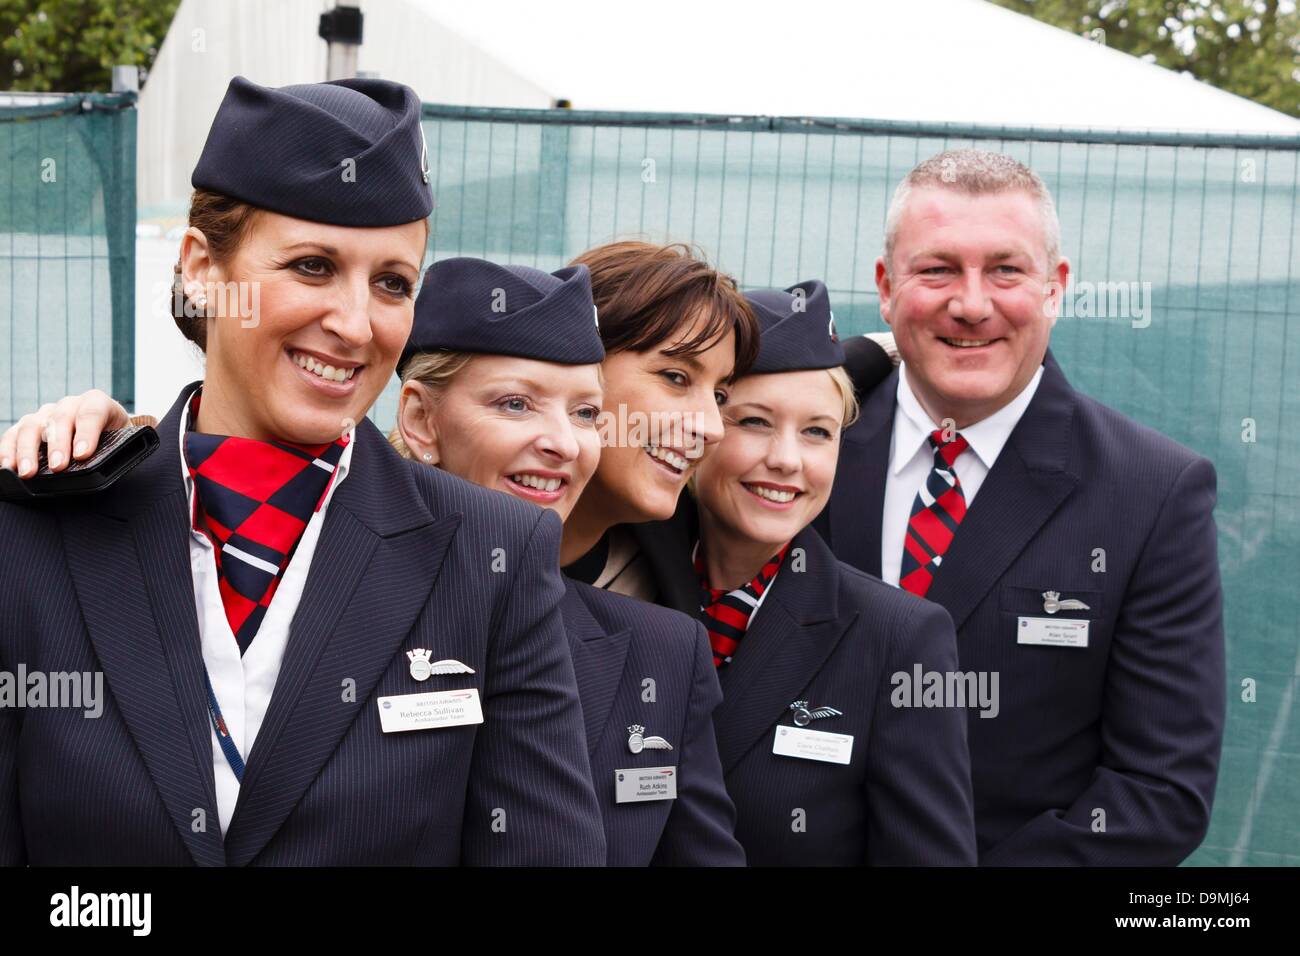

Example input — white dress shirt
[880,362,1043,587]
[179,387,354,835]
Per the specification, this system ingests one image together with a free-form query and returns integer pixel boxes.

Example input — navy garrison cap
[746,279,844,373]
[192,75,432,226]
[400,257,604,373]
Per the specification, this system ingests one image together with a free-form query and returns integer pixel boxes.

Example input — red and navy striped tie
[695,542,789,668]
[183,394,348,653]
[899,429,969,598]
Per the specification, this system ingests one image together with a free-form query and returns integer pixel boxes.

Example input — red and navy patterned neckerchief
[182,390,349,654]
[694,540,790,668]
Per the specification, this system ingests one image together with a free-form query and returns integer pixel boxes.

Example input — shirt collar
[892,361,1045,474]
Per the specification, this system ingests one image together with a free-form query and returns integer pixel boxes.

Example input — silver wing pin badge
[407,650,475,681]
[1042,591,1091,614]
[428,659,476,675]
[790,700,844,727]
[627,724,673,754]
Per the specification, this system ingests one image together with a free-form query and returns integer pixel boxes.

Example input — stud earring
[422,453,433,462]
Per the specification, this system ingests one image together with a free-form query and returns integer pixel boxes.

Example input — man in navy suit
[816,149,1225,865]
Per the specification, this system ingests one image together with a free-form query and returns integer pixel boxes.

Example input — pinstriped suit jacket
[0,384,605,866]
[563,580,744,866]
[815,355,1226,864]
[633,510,977,865]
[714,526,977,865]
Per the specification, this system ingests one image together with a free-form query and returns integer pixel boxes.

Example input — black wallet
[0,425,160,501]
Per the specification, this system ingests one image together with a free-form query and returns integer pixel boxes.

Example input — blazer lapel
[63,383,226,866]
[630,494,699,615]
[712,528,855,774]
[222,419,461,866]
[924,355,1080,631]
[824,368,896,577]
[561,581,631,755]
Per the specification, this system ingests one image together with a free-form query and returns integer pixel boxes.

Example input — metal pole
[110,65,139,93]
[320,3,364,82]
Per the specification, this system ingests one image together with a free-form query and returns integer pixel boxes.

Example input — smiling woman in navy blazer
[16,255,747,867]
[648,281,977,865]
[0,77,604,866]
[389,256,743,866]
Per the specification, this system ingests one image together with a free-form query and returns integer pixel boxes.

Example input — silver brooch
[627,724,673,754]
[790,700,844,727]
[407,649,475,681]
[1042,591,1090,614]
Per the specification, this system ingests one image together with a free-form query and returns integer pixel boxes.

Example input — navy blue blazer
[634,512,977,865]
[0,384,606,866]
[814,355,1226,865]
[562,580,744,866]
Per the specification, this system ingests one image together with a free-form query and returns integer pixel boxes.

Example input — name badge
[772,725,854,765]
[614,767,678,803]
[377,688,484,733]
[1017,616,1089,648]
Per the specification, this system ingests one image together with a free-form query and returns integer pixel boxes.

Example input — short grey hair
[883,149,1062,274]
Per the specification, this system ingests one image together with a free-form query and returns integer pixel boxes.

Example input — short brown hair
[570,241,759,379]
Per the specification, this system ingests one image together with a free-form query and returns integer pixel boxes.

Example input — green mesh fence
[389,104,1299,866]
[3,93,1295,864]
[0,91,136,427]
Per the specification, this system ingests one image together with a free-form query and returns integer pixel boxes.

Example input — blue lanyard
[203,670,246,783]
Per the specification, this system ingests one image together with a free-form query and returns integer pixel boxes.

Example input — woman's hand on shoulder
[0,390,132,478]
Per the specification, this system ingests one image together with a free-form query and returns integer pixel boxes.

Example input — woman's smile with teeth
[292,350,358,382]
[743,483,799,503]
[646,445,688,472]
[509,473,564,492]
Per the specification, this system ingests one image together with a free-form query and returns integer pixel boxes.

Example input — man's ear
[875,256,894,327]
[1045,257,1070,328]
[398,381,441,464]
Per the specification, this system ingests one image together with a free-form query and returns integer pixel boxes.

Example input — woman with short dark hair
[559,241,759,605]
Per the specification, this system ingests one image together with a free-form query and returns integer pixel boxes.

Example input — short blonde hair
[827,365,860,429]
[387,350,476,459]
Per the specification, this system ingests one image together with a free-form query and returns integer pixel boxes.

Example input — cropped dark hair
[570,241,759,379]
